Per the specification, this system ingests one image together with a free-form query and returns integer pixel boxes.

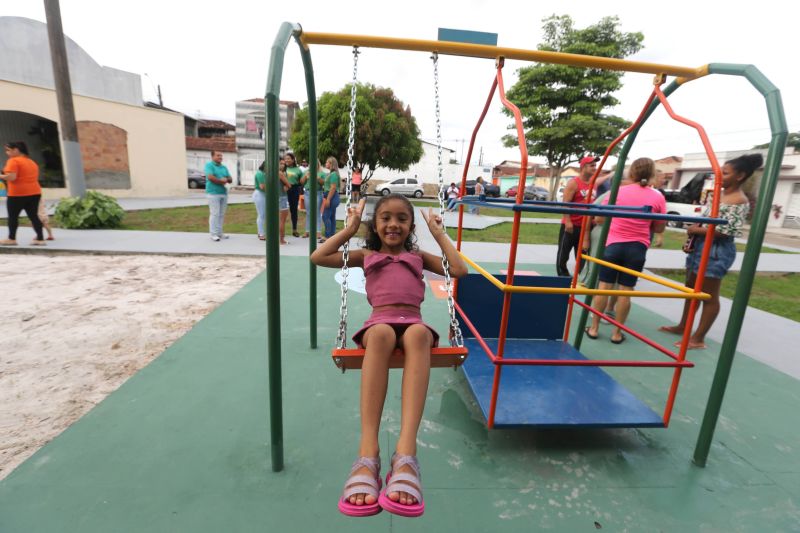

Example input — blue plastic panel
[437,28,498,46]
[456,273,570,340]
[461,338,664,428]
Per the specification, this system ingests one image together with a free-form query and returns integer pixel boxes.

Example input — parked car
[505,184,549,201]
[660,189,703,228]
[188,169,206,189]
[463,179,500,197]
[377,177,424,198]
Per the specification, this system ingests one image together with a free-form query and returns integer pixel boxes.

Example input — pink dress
[351,251,440,348]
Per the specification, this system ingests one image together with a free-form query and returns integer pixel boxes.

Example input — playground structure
[264,24,787,472]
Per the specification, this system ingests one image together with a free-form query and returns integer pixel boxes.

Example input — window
[408,179,418,184]
[391,179,404,185]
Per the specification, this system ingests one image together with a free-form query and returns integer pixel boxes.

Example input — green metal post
[264,22,297,473]
[295,37,319,349]
[693,64,787,466]
[574,81,680,351]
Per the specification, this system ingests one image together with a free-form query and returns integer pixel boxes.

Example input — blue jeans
[322,191,340,238]
[304,189,324,235]
[252,189,266,236]
[207,194,228,237]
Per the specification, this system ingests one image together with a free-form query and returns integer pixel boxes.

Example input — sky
[4,0,798,168]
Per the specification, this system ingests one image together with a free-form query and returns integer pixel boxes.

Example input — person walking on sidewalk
[556,155,599,277]
[205,150,232,242]
[0,141,46,246]
[253,162,267,240]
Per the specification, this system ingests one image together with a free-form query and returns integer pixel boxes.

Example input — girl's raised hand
[347,198,367,233]
[421,208,446,237]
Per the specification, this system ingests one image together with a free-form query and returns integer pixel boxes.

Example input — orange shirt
[3,156,41,197]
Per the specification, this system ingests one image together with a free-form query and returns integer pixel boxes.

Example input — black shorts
[598,242,648,287]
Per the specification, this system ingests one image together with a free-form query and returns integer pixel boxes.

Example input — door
[784,183,800,229]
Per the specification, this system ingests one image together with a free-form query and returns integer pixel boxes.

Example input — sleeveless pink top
[363,251,425,308]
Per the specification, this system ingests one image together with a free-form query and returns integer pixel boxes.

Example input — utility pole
[157,84,163,107]
[44,0,86,197]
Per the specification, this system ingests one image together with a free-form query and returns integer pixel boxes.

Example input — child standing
[310,194,467,518]
[659,153,763,349]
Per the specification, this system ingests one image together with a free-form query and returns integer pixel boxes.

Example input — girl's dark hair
[284,152,296,166]
[258,162,265,172]
[5,141,29,156]
[363,194,418,252]
[629,157,655,186]
[725,153,763,181]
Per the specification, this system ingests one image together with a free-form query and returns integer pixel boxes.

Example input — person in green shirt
[321,156,341,241]
[301,160,326,240]
[284,153,304,237]
[253,162,267,240]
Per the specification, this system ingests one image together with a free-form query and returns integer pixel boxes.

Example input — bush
[54,190,124,229]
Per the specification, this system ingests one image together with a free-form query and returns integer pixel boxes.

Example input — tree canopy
[753,132,800,151]
[289,83,423,183]
[503,15,644,183]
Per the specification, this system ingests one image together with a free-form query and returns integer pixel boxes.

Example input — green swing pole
[693,63,787,467]
[295,30,319,349]
[265,21,319,472]
[574,80,682,352]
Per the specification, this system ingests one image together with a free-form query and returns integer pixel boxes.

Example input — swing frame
[264,23,788,472]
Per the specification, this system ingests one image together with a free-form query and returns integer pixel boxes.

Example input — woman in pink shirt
[586,158,666,343]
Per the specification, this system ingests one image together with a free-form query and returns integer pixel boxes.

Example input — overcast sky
[5,0,798,167]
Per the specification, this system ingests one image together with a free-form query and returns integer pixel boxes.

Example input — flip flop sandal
[611,333,627,344]
[338,456,382,517]
[584,327,598,340]
[378,453,424,517]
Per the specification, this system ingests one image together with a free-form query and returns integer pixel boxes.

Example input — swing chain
[336,46,360,349]
[432,52,464,348]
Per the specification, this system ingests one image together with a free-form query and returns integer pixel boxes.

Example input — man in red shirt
[555,155,599,277]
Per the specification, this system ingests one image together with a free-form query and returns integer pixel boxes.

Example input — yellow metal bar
[676,65,710,85]
[460,252,710,300]
[460,252,507,291]
[300,32,705,79]
[581,254,695,294]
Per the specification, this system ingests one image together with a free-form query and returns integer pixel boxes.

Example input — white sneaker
[211,235,221,242]
[221,234,230,239]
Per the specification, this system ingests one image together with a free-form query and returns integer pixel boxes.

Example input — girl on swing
[310,194,467,517]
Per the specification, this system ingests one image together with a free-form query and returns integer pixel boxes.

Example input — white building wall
[187,149,239,185]
[369,143,491,187]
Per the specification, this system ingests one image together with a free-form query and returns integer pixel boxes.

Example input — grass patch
[651,269,800,323]
[447,222,560,244]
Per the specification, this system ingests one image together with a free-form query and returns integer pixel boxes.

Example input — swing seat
[332,346,468,372]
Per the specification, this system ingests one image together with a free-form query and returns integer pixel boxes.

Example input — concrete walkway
[2,198,799,382]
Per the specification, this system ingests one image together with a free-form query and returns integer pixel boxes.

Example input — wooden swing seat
[332,346,468,372]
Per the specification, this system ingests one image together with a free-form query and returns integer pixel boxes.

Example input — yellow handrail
[580,254,695,294]
[299,32,706,79]
[458,252,710,300]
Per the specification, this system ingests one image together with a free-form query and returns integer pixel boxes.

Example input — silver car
[377,177,424,198]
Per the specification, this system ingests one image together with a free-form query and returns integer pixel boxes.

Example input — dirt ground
[0,253,265,481]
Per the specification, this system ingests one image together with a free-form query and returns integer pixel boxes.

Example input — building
[235,98,299,186]
[0,16,186,198]
[185,136,238,184]
[370,140,489,188]
[674,148,799,229]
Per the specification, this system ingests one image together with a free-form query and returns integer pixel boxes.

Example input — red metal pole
[493,359,693,368]
[563,89,658,341]
[572,299,680,361]
[454,302,497,362]
[487,61,529,428]
[652,84,723,425]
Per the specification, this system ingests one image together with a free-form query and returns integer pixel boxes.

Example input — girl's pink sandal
[338,456,382,517]
[378,453,425,517]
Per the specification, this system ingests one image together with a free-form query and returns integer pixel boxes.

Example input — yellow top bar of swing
[299,32,708,79]
[458,252,710,300]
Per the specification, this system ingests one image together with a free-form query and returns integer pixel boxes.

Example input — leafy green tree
[503,15,644,194]
[290,83,423,187]
[753,132,800,150]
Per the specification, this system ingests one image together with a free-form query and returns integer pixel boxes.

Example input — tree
[753,132,800,151]
[290,83,424,188]
[502,15,644,196]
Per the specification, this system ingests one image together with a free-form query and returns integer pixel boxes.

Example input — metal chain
[336,46,360,349]
[432,52,463,347]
